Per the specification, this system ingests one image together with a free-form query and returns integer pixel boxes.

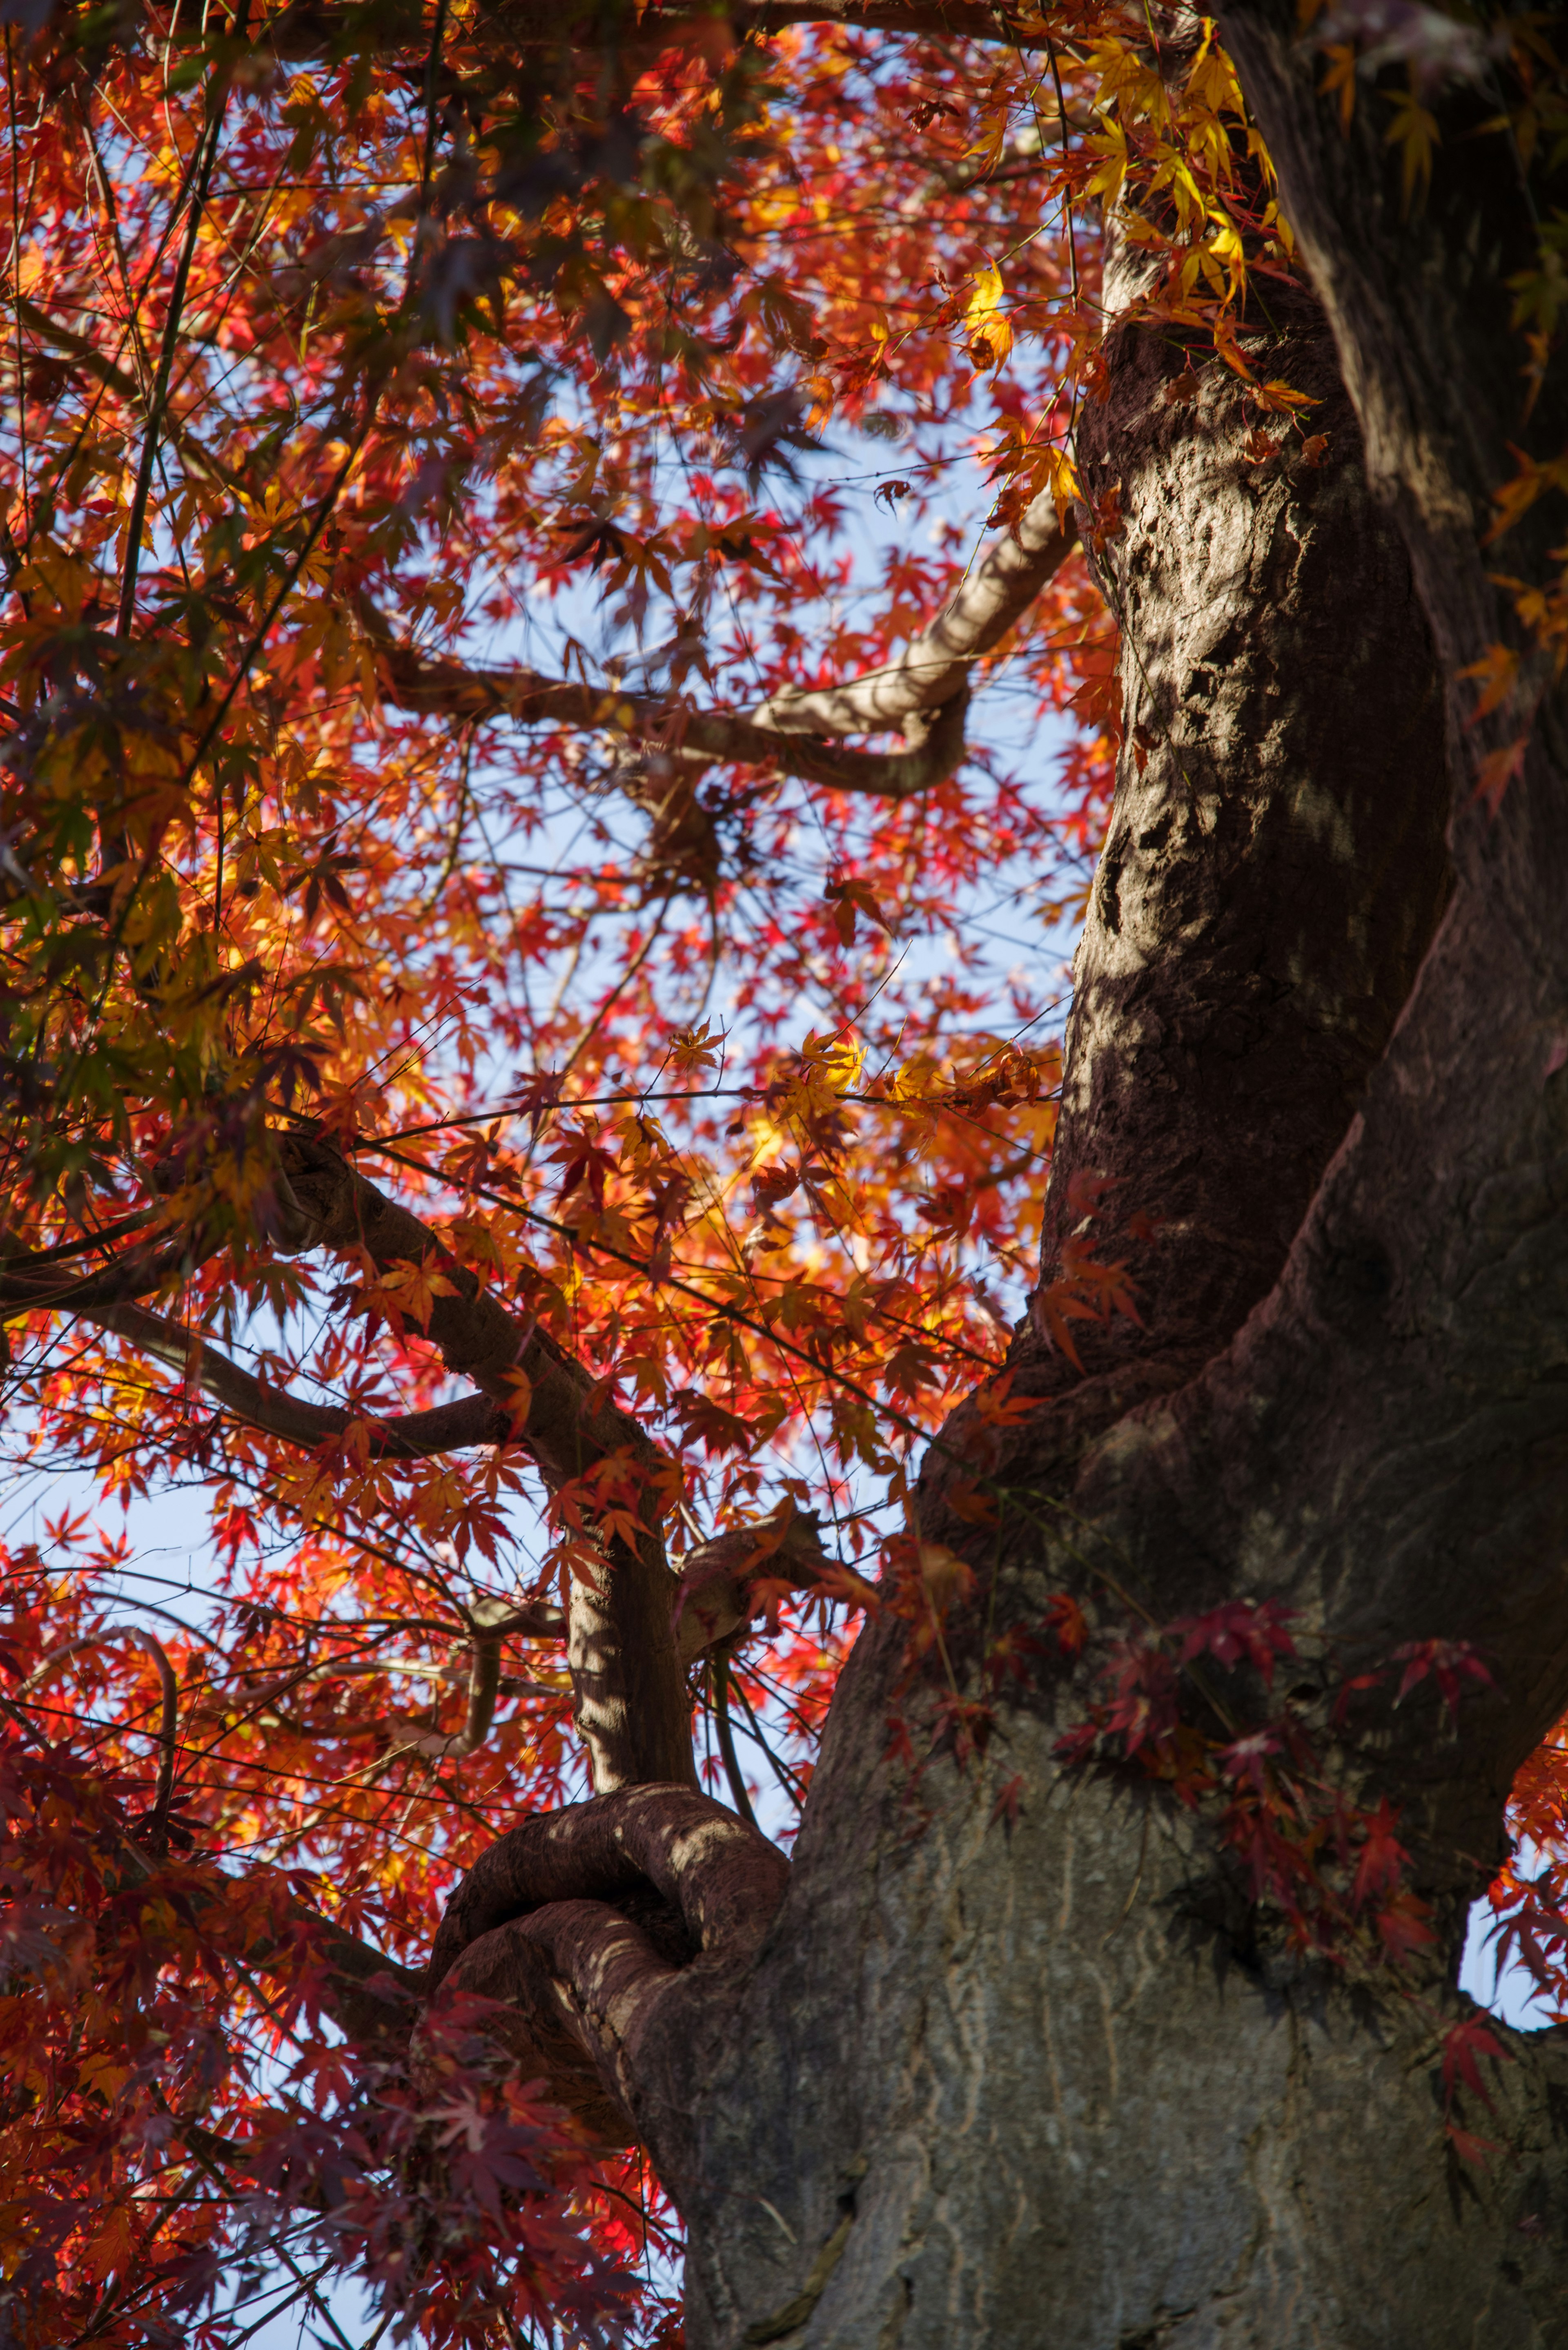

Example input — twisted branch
[364,493,1073,802]
[418,1785,792,2145]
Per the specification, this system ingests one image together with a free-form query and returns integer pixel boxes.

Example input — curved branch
[420,1785,791,2145]
[75,1274,822,1674]
[365,496,1072,802]
[753,496,1074,737]
[24,1626,180,1848]
[89,1300,514,1456]
[671,1507,832,1667]
[365,619,971,802]
[277,1135,696,1793]
[428,1784,789,1982]
[128,1630,178,1853]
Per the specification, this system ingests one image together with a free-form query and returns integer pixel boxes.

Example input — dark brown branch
[252,0,1042,64]
[0,1238,189,1315]
[271,1906,426,2048]
[82,1302,824,1669]
[2,1663,420,2048]
[88,1300,514,1456]
[129,1630,178,1853]
[23,1626,180,1850]
[277,1134,696,1793]
[419,1784,791,2145]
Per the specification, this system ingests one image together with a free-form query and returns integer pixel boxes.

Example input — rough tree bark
[38,8,1562,2334]
[402,20,1568,2348]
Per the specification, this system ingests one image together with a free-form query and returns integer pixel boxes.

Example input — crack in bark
[741,2208,855,2345]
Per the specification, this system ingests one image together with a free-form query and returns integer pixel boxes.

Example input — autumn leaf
[823,875,896,946]
[964,259,1014,373]
[972,1373,1040,1429]
[1352,1798,1410,1911]
[366,1255,460,1332]
[1042,1593,1088,1657]
[1440,2016,1511,2114]
[919,1541,976,1617]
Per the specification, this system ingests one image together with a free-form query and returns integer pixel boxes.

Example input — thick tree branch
[281,1907,427,2047]
[74,1300,829,1669]
[927,268,1453,1462]
[981,11,1568,1905]
[366,495,1072,803]
[419,1785,791,2145]
[0,1237,189,1315]
[753,496,1073,738]
[671,1507,831,1667]
[252,0,1041,62]
[364,615,971,802]
[8,1141,700,1784]
[89,1300,515,1455]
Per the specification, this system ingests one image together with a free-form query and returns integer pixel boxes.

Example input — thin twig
[710,1642,760,1831]
[115,71,232,637]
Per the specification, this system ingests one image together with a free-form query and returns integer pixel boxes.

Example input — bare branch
[18,1157,833,1810]
[452,1598,508,1756]
[754,496,1074,738]
[363,617,971,802]
[88,1300,514,1456]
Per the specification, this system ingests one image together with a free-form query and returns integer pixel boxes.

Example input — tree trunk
[423,26,1568,2341]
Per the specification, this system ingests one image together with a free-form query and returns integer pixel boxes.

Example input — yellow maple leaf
[372,1256,459,1331]
[965,259,1014,373]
